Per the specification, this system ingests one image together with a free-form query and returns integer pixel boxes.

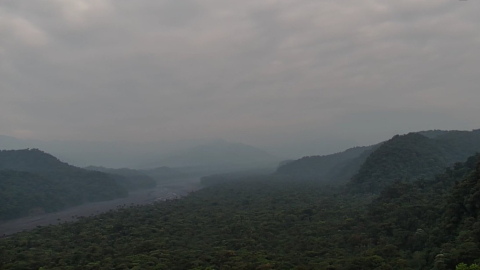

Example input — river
[0,178,202,236]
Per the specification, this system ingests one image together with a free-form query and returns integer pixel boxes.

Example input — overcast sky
[1,0,480,157]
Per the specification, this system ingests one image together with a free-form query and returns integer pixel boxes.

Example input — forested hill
[275,144,379,184]
[349,130,480,193]
[0,149,73,172]
[358,153,480,269]
[0,149,128,221]
[275,129,480,190]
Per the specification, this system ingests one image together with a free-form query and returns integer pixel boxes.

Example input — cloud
[0,0,479,157]
[0,11,48,47]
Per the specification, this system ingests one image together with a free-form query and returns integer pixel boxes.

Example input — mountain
[274,129,480,189]
[0,148,73,172]
[149,139,281,169]
[275,144,379,184]
[349,130,480,193]
[0,149,128,221]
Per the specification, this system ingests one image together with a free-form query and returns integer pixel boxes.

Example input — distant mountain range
[276,129,480,192]
[85,165,188,184]
[147,139,281,169]
[0,136,281,171]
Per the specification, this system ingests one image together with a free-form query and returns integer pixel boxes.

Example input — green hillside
[349,130,480,193]
[275,130,480,190]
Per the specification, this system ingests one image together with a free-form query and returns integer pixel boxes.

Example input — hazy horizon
[1,0,480,164]
[1,128,479,169]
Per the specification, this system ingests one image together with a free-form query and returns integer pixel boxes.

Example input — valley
[2,130,480,269]
[0,178,201,236]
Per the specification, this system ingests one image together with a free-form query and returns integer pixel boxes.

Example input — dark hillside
[349,133,448,193]
[444,154,480,235]
[349,130,480,193]
[276,130,480,189]
[436,129,480,161]
[0,149,73,172]
[0,149,128,221]
[0,171,63,220]
[361,154,480,269]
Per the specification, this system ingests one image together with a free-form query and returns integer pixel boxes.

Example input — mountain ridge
[349,130,480,193]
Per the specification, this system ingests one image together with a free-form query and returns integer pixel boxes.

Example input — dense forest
[0,150,153,221]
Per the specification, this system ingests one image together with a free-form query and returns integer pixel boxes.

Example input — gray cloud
[1,0,480,158]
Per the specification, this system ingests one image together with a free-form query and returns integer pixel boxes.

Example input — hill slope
[0,148,73,172]
[275,144,379,184]
[0,149,128,221]
[349,130,480,193]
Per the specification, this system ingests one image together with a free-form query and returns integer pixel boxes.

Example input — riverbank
[0,178,202,236]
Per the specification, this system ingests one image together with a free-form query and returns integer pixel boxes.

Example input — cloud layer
[1,0,480,157]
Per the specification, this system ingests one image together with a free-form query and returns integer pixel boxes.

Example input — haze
[1,0,480,161]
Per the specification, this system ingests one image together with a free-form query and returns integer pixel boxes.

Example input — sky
[1,0,480,158]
